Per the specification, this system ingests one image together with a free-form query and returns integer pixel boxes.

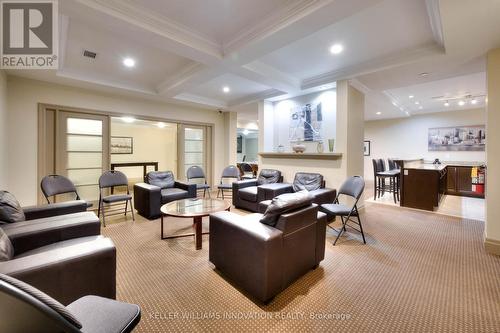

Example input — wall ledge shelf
[259,152,343,160]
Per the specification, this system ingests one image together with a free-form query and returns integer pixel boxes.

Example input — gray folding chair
[0,273,141,333]
[98,170,134,227]
[187,166,211,198]
[41,175,92,208]
[320,176,366,245]
[217,165,240,199]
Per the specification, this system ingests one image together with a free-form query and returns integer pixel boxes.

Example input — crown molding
[156,62,207,95]
[74,0,222,61]
[425,0,445,49]
[227,89,284,108]
[301,42,444,90]
[173,93,226,109]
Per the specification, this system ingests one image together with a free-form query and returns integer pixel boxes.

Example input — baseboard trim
[485,238,500,256]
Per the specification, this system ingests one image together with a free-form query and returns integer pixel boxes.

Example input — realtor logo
[1,0,58,69]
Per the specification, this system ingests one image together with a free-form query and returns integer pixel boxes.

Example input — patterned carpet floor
[101,203,500,333]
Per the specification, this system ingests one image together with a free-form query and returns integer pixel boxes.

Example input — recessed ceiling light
[409,95,414,99]
[471,98,477,105]
[418,106,423,110]
[242,129,249,135]
[329,43,343,55]
[376,112,382,115]
[121,116,135,123]
[123,58,135,68]
[405,111,410,116]
[415,101,420,105]
[419,72,429,77]
[392,101,397,106]
[444,101,450,107]
[157,122,166,128]
[458,100,465,106]
[222,86,230,93]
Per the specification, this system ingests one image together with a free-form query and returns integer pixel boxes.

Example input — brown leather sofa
[134,171,197,219]
[210,191,326,303]
[0,191,116,305]
[257,173,336,210]
[232,169,283,212]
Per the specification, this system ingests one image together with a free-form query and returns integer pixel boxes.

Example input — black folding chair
[217,165,240,199]
[40,174,92,208]
[98,170,134,227]
[187,166,211,198]
[320,176,366,245]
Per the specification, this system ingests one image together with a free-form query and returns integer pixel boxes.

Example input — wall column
[485,48,500,255]
[223,111,238,167]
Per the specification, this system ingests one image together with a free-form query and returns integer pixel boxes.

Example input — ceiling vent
[83,50,97,59]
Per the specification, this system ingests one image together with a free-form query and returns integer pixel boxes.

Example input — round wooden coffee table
[160,198,231,250]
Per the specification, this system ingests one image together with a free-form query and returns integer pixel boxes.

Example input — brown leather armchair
[210,192,326,303]
[232,169,283,212]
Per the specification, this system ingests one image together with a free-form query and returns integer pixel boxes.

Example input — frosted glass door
[57,112,109,204]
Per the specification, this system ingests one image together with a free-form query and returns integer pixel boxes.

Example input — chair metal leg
[101,202,106,227]
[357,215,366,244]
[203,188,206,198]
[392,176,397,203]
[130,199,135,221]
[124,200,128,216]
[221,189,225,200]
[374,176,377,200]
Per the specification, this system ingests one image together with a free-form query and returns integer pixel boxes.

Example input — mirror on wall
[237,128,258,163]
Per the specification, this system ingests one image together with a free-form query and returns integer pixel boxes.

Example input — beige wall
[364,108,486,180]
[110,121,177,180]
[6,76,227,206]
[0,71,7,190]
[485,48,500,255]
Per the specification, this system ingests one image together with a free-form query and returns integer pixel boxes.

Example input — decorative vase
[317,141,324,153]
[328,139,335,152]
[292,144,306,153]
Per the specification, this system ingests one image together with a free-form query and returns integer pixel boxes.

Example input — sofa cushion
[238,186,258,202]
[161,188,188,203]
[0,228,14,261]
[0,273,82,329]
[0,191,26,224]
[257,169,281,185]
[147,171,175,189]
[260,191,312,227]
[293,172,323,192]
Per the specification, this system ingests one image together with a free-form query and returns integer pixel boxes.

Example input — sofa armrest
[258,183,294,201]
[133,183,161,219]
[309,188,337,205]
[3,212,101,255]
[175,181,197,198]
[232,179,258,190]
[315,212,327,264]
[22,200,88,221]
[0,236,116,305]
[209,211,283,302]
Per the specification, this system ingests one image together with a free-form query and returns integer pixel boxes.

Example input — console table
[110,162,159,181]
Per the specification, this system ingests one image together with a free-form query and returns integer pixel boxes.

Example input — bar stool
[372,159,400,203]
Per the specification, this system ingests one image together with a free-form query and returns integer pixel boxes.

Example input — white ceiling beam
[301,42,444,90]
[227,89,284,108]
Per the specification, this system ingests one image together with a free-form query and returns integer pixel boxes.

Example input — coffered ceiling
[5,0,500,121]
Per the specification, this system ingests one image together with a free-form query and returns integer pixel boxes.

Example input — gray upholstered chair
[217,165,240,199]
[320,176,366,245]
[98,171,134,227]
[187,166,211,198]
[210,191,326,303]
[41,175,93,208]
[0,273,140,333]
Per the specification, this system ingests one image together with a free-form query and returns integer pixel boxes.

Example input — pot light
[392,101,397,106]
[444,101,450,107]
[409,95,414,99]
[121,116,135,123]
[222,86,230,93]
[419,72,429,77]
[471,98,478,105]
[123,57,135,68]
[458,100,465,106]
[376,111,382,115]
[418,106,423,110]
[157,122,166,128]
[415,101,420,105]
[242,129,249,135]
[329,43,343,55]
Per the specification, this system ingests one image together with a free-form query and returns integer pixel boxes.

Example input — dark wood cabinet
[446,166,484,198]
